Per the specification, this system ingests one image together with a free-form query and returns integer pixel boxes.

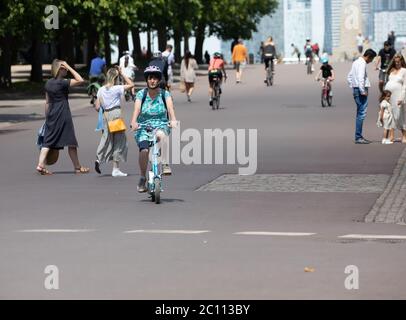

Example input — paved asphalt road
[1,62,406,299]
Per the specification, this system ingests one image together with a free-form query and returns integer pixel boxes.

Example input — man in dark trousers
[347,49,377,144]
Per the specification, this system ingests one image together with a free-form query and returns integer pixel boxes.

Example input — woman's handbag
[99,95,127,133]
[107,118,127,133]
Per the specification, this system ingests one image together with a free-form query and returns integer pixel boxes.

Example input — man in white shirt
[162,44,175,90]
[119,51,135,70]
[347,49,377,144]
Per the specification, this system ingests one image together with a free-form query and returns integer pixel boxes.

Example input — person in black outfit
[387,31,396,47]
[204,51,210,65]
[36,59,89,175]
[375,41,396,93]
[149,51,169,89]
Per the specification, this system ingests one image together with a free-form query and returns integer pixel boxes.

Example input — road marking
[124,229,211,234]
[16,229,95,233]
[234,231,316,236]
[339,234,406,240]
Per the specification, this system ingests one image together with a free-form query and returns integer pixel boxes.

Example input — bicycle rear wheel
[327,90,332,106]
[216,88,220,109]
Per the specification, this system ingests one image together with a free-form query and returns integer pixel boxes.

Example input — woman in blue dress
[130,66,178,192]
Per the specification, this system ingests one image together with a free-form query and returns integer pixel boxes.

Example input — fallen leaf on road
[304,267,315,272]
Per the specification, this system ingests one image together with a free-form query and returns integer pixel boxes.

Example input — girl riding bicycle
[315,56,335,94]
[130,66,178,193]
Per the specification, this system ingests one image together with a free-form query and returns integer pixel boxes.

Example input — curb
[365,146,406,224]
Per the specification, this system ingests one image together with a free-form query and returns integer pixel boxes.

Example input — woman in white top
[180,51,198,102]
[384,53,406,142]
[94,66,135,176]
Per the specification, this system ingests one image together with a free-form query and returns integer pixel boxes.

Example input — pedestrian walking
[356,33,365,55]
[232,39,248,84]
[180,50,198,102]
[94,67,135,176]
[387,31,396,48]
[259,41,265,64]
[291,43,301,63]
[384,53,406,142]
[377,90,395,144]
[36,59,89,175]
[204,51,210,65]
[347,49,377,144]
[162,44,175,91]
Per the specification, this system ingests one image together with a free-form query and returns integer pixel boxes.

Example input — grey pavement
[1,62,406,299]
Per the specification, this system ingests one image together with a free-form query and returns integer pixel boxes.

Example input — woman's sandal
[36,165,52,175]
[75,166,90,174]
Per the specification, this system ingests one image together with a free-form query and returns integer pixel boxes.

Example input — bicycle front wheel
[154,178,161,204]
[321,91,328,108]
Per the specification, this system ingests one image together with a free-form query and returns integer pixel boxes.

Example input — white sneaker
[112,169,128,177]
[382,139,393,144]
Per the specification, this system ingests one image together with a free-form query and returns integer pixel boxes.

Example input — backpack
[263,44,275,56]
[140,88,169,119]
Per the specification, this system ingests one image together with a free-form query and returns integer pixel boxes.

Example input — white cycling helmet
[144,65,162,80]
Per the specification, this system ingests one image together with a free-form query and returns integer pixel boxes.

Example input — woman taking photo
[36,59,89,175]
[94,66,135,176]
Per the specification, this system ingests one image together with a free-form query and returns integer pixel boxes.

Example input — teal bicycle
[138,124,167,204]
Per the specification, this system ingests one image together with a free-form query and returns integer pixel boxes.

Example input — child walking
[378,90,394,144]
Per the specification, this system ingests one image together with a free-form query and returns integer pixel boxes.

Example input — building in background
[371,0,406,51]
[221,0,324,62]
[324,0,372,58]
[221,0,406,63]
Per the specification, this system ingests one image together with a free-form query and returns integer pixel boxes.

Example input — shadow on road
[140,198,185,203]
[0,128,30,135]
[0,113,44,123]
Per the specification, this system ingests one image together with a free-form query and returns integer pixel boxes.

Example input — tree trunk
[0,35,12,88]
[173,29,181,62]
[59,27,75,66]
[86,26,97,67]
[194,23,206,64]
[118,24,129,62]
[147,29,152,58]
[104,27,111,66]
[131,27,142,60]
[183,32,190,54]
[157,25,167,52]
[30,33,43,83]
